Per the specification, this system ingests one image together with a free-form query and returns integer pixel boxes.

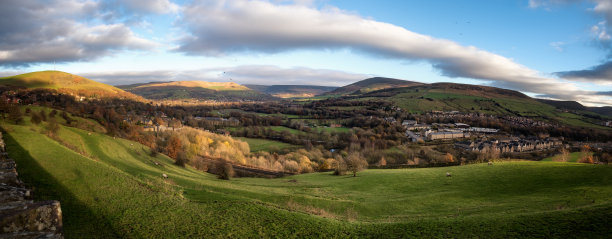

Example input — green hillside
[118,81,277,101]
[0,71,138,99]
[359,83,610,129]
[2,108,612,237]
[324,77,423,96]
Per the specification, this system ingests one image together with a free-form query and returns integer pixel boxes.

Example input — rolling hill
[244,84,337,98]
[324,77,423,96]
[2,108,612,237]
[118,81,277,101]
[351,82,610,129]
[0,71,139,100]
[537,99,612,117]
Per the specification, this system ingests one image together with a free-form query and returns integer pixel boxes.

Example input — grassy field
[234,137,301,152]
[313,126,351,133]
[2,111,612,237]
[0,71,127,94]
[542,152,591,163]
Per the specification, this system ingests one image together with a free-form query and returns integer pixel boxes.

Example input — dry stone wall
[0,132,63,239]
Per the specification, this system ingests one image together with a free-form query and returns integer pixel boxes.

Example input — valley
[0,71,610,237]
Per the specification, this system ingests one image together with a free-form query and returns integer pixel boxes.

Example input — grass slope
[235,137,301,152]
[325,77,423,96]
[0,71,136,99]
[2,113,612,237]
[360,83,610,129]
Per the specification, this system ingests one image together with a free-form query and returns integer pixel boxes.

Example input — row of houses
[403,120,499,141]
[455,138,562,153]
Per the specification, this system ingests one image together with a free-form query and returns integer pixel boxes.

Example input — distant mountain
[537,99,612,117]
[118,81,277,101]
[587,106,612,117]
[0,71,139,100]
[343,82,610,129]
[244,84,337,98]
[324,77,423,96]
[536,99,587,111]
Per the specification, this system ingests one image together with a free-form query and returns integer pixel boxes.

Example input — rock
[0,200,62,234]
[0,134,63,238]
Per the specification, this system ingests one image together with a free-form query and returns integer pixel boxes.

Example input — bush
[216,161,234,180]
[174,152,189,167]
[30,112,42,125]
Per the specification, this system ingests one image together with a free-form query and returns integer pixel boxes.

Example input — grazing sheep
[162,173,168,179]
[446,172,451,177]
[488,161,493,166]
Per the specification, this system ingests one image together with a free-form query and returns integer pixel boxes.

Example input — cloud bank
[80,65,369,86]
[0,0,160,67]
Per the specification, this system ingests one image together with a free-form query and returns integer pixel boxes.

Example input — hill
[352,82,610,129]
[536,99,587,111]
[0,71,139,100]
[588,106,612,117]
[2,110,612,237]
[324,77,423,96]
[118,81,277,101]
[244,84,337,98]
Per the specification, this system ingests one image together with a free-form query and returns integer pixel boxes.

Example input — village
[401,118,563,154]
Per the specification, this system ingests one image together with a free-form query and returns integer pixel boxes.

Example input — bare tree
[346,152,368,177]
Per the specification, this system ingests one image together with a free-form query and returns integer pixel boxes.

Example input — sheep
[162,173,168,179]
[488,161,493,166]
[446,172,451,177]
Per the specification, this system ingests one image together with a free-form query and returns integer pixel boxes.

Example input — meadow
[2,110,611,238]
[234,136,301,152]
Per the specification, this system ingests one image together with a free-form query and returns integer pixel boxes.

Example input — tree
[7,105,23,124]
[165,135,182,159]
[30,112,42,125]
[554,148,569,162]
[46,118,60,135]
[175,152,189,167]
[578,145,593,164]
[345,152,368,177]
[444,153,454,163]
[215,161,234,180]
[39,109,47,121]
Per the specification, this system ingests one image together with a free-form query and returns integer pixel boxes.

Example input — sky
[1,0,611,106]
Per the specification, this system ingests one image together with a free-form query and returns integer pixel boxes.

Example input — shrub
[216,161,234,180]
[30,112,42,125]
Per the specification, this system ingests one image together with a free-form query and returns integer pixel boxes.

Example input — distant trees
[7,105,23,124]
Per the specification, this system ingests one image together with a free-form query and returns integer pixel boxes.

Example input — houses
[455,138,562,153]
[463,127,499,133]
[426,131,466,141]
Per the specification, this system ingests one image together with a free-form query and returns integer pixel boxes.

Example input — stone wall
[0,132,63,238]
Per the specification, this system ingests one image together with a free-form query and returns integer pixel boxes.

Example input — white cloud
[174,0,610,105]
[550,41,565,51]
[121,0,180,14]
[0,0,161,66]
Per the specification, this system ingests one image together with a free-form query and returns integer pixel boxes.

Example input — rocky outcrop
[0,132,63,238]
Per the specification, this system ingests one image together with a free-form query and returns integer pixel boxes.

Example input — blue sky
[1,0,611,105]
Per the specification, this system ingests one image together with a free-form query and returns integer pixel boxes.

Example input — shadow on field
[3,133,121,238]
